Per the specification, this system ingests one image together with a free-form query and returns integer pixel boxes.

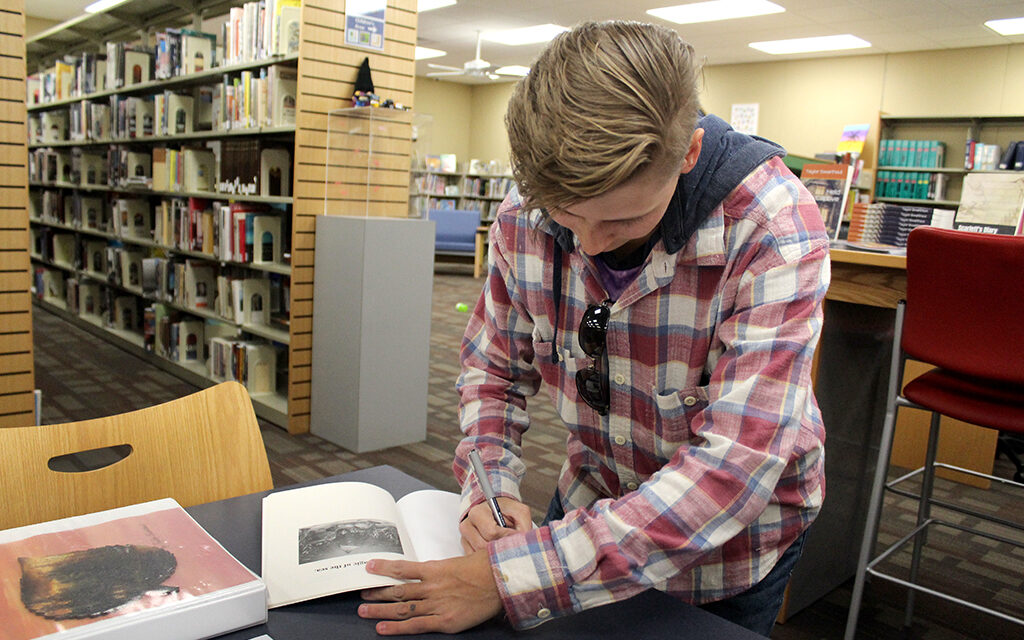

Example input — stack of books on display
[847,202,955,248]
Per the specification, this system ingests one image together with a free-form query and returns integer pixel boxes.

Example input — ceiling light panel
[985,17,1024,36]
[749,34,871,55]
[415,46,447,60]
[483,24,569,46]
[417,0,457,12]
[647,0,785,25]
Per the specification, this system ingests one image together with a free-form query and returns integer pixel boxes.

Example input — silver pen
[468,449,508,528]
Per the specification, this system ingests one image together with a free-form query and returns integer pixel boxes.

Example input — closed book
[954,172,1024,235]
[0,498,266,640]
[800,162,854,241]
[1014,142,1024,171]
[999,141,1018,170]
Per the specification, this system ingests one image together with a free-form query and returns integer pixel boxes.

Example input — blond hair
[505,21,701,210]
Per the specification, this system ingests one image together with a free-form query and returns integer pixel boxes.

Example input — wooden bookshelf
[24,0,421,435]
[875,113,1024,208]
[0,3,35,428]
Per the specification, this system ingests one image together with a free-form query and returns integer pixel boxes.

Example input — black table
[187,465,765,639]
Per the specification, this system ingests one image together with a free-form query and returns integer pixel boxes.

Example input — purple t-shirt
[594,257,644,301]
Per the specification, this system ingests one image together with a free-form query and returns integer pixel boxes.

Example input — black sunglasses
[575,301,611,415]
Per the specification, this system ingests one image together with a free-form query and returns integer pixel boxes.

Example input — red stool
[844,227,1024,638]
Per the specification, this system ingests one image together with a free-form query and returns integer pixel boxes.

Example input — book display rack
[24,0,419,433]
[875,114,1024,209]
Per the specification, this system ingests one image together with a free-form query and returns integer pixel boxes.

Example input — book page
[262,482,411,608]
[395,490,464,562]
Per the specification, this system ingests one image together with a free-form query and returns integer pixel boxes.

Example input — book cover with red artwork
[0,498,266,640]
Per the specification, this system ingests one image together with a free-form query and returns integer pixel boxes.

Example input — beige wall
[415,43,1024,169]
[467,82,516,167]
[701,55,887,161]
[412,78,474,165]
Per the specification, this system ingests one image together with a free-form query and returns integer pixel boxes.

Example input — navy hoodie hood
[549,113,786,254]
[545,114,785,362]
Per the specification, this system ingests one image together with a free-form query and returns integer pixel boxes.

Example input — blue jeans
[542,492,806,638]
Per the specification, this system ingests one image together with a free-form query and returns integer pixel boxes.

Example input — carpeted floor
[31,266,1024,639]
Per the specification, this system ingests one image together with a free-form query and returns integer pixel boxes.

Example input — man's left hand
[359,550,503,635]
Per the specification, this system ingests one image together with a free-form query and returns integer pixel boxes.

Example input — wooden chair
[0,381,274,531]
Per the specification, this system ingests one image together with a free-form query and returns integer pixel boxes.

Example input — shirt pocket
[533,339,588,408]
[650,385,710,461]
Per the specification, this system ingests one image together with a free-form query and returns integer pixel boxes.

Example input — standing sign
[345,0,387,51]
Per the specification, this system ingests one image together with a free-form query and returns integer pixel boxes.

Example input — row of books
[455,198,502,220]
[462,175,514,199]
[218,140,292,197]
[223,0,301,66]
[411,172,458,196]
[33,225,287,320]
[209,336,278,393]
[878,139,946,168]
[155,28,217,80]
[29,64,293,144]
[154,198,285,265]
[31,190,290,267]
[875,171,949,201]
[31,140,292,199]
[26,8,300,105]
[212,65,297,131]
[994,140,1024,171]
[965,142,1002,171]
[847,203,955,248]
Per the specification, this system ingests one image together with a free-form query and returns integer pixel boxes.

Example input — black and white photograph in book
[297,519,403,565]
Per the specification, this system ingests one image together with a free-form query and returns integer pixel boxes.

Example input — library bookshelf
[409,167,513,220]
[874,114,1024,209]
[24,0,419,434]
[0,3,34,428]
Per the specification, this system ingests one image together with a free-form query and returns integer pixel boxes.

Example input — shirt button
[614,373,625,385]
[613,435,626,446]
[537,607,551,619]
[683,395,698,406]
[626,481,638,490]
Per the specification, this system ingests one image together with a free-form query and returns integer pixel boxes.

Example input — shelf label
[345,0,387,51]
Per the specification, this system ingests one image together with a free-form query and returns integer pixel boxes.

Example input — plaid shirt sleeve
[456,163,830,629]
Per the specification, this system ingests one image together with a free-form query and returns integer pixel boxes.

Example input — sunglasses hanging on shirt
[575,301,612,415]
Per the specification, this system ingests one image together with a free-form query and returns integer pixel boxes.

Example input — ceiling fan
[426,31,523,81]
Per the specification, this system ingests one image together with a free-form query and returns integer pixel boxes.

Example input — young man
[359,20,829,636]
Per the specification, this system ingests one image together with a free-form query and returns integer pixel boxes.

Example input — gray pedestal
[311,216,435,452]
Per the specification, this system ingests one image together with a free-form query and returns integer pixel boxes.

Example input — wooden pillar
[0,2,34,427]
[287,0,418,433]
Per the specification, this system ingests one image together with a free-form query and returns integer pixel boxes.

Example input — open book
[261,482,464,608]
[0,498,266,640]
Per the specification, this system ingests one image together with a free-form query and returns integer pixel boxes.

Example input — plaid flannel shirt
[454,155,830,629]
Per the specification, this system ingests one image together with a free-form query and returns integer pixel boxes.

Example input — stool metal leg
[844,303,908,640]
[904,411,941,628]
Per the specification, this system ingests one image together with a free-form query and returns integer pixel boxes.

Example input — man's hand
[359,550,503,635]
[459,497,532,553]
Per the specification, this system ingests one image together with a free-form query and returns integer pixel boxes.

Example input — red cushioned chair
[844,227,1024,639]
